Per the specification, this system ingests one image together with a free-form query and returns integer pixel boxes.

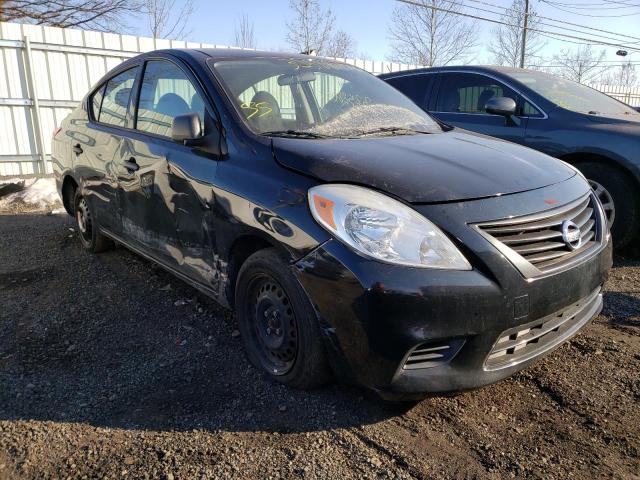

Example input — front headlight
[308,184,471,270]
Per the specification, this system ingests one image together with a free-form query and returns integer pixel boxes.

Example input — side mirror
[171,112,202,144]
[485,96,517,116]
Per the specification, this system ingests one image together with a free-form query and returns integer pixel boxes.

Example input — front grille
[402,339,465,370]
[476,194,604,276]
[485,288,602,370]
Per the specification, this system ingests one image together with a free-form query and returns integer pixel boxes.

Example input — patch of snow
[0,178,62,213]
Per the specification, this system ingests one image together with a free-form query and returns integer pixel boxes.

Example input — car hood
[272,130,576,203]
[583,112,640,125]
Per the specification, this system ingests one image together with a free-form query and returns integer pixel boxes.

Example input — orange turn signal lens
[312,194,336,229]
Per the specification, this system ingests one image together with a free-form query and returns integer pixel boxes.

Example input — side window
[99,68,138,127]
[136,60,205,138]
[385,75,429,108]
[435,73,516,114]
[91,84,105,120]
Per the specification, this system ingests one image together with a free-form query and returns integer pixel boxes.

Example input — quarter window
[522,100,543,117]
[136,60,205,138]
[99,68,138,127]
[91,84,105,121]
[436,73,517,114]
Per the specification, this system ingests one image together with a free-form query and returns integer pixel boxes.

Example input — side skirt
[99,227,231,310]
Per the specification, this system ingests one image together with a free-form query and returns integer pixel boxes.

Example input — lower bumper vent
[402,339,465,370]
[485,288,602,370]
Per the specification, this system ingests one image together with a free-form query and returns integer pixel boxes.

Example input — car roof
[196,48,315,61]
[144,48,325,64]
[378,65,529,79]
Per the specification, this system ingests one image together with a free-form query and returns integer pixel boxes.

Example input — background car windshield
[508,70,639,116]
[210,57,441,137]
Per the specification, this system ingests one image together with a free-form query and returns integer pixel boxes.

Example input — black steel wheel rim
[589,179,615,229]
[76,197,93,243]
[247,274,298,376]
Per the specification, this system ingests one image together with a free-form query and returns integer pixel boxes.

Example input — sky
[128,0,640,67]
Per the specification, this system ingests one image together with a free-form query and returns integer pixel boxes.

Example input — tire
[73,190,113,253]
[235,248,332,389]
[576,162,640,250]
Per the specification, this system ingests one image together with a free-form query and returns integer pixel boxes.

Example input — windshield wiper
[351,126,430,137]
[260,130,332,139]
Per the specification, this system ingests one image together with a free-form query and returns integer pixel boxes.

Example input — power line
[457,0,640,42]
[410,0,640,49]
[540,0,640,17]
[394,0,640,51]
[542,1,640,11]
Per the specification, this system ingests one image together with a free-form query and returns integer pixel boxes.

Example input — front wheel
[74,191,113,253]
[235,248,332,389]
[577,162,640,249]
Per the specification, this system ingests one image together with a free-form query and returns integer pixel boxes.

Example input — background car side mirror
[485,97,517,116]
[172,113,202,144]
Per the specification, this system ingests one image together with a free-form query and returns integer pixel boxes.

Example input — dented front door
[116,132,219,287]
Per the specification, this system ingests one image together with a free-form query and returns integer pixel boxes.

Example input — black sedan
[52,50,611,399]
[380,66,640,249]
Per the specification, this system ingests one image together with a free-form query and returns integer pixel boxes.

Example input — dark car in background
[381,66,640,249]
[52,50,611,399]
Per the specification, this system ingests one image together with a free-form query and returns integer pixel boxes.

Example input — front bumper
[293,177,612,395]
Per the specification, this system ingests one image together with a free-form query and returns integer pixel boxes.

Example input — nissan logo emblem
[561,220,582,250]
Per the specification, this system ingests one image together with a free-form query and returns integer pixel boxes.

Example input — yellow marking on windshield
[240,101,273,119]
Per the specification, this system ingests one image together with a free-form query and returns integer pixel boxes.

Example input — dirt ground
[0,212,638,479]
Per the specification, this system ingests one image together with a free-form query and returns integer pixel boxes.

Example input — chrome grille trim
[484,288,602,371]
[473,193,607,278]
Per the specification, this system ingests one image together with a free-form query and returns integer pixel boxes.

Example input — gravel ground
[0,212,638,479]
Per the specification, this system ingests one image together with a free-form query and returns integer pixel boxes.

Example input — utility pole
[519,0,529,68]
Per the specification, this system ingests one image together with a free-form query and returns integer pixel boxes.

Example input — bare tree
[552,45,607,84]
[488,0,544,68]
[387,0,478,66]
[599,61,639,88]
[1,0,141,32]
[285,0,335,54]
[143,0,194,39]
[233,13,256,49]
[325,30,356,58]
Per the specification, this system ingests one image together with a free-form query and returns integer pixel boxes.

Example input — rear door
[77,66,139,235]
[115,57,218,285]
[430,72,526,144]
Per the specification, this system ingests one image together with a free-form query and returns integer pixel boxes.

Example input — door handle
[72,144,83,155]
[123,158,139,173]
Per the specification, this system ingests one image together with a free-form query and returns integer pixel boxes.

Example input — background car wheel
[74,191,113,253]
[235,248,332,389]
[576,162,640,249]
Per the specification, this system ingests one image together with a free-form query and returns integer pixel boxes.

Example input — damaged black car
[52,50,612,399]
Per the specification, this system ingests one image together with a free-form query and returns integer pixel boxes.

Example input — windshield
[508,70,639,116]
[209,57,441,138]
